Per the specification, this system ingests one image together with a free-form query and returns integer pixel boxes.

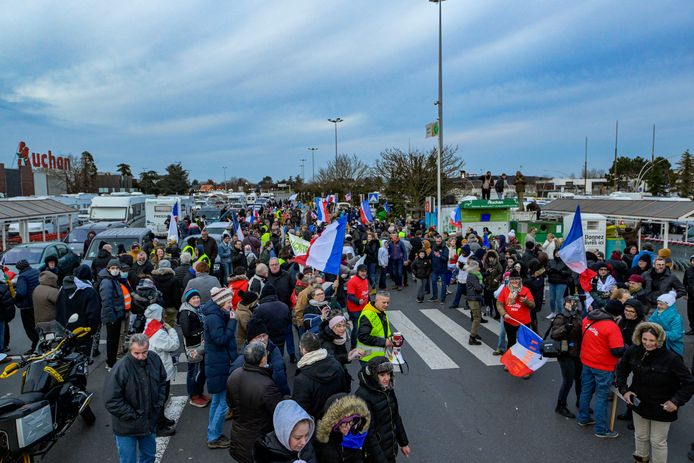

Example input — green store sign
[460,198,518,210]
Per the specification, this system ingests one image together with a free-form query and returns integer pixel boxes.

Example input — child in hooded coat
[253,399,317,463]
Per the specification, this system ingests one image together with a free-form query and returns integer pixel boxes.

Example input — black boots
[468,336,482,345]
[632,455,649,462]
[555,402,576,419]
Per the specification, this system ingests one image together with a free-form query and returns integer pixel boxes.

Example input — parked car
[1,242,80,278]
[81,228,153,268]
[64,222,128,257]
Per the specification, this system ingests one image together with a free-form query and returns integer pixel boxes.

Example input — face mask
[109,269,120,277]
[120,272,128,278]
[341,431,368,450]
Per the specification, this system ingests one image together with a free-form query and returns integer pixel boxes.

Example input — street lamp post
[328,118,343,164]
[222,166,228,191]
[307,147,318,182]
[430,0,445,232]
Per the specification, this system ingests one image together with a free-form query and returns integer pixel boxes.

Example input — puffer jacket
[178,301,204,347]
[151,267,182,309]
[14,266,40,309]
[143,304,180,381]
[410,257,431,279]
[202,299,237,394]
[355,369,408,463]
[103,352,167,436]
[266,269,294,306]
[229,275,249,310]
[315,394,371,463]
[253,400,318,463]
[0,282,15,323]
[99,268,125,324]
[549,309,583,357]
[465,273,484,302]
[546,258,572,285]
[235,299,257,353]
[648,304,684,358]
[32,271,60,323]
[616,322,694,422]
[293,349,350,420]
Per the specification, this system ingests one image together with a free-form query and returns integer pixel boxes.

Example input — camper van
[145,196,194,237]
[228,192,247,209]
[89,193,151,227]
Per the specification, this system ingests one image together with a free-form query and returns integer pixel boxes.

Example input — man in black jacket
[292,332,350,420]
[104,333,170,462]
[643,257,686,307]
[266,258,296,362]
[91,243,113,283]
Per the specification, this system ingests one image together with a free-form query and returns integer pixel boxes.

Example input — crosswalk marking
[155,396,187,463]
[456,308,502,334]
[171,370,188,386]
[420,309,501,367]
[387,310,458,370]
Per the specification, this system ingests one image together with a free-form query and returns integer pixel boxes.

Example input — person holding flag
[167,203,180,243]
[496,271,536,376]
[558,206,598,304]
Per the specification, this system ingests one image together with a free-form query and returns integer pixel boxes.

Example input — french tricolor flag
[449,205,462,228]
[558,206,597,292]
[306,215,347,275]
[500,323,547,377]
[314,198,330,224]
[360,200,374,224]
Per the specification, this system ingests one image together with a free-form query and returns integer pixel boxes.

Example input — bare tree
[315,153,371,194]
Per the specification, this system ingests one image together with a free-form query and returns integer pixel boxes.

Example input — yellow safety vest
[357,303,392,362]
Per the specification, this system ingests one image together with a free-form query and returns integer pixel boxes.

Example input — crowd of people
[3,199,694,462]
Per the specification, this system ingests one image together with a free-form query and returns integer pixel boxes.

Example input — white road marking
[155,395,187,463]
[421,309,501,367]
[170,370,188,386]
[387,310,458,370]
[456,308,502,334]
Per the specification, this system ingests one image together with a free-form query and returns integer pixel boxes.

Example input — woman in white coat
[144,303,181,435]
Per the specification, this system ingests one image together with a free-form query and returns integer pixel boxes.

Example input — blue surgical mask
[341,431,367,449]
[120,272,128,279]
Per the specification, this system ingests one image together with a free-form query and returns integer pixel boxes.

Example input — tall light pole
[328,117,343,163]
[222,166,228,191]
[430,0,444,232]
[299,158,306,180]
[307,147,318,182]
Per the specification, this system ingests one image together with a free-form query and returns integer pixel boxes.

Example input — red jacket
[346,275,369,313]
[228,276,249,310]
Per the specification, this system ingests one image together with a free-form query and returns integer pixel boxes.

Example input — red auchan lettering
[16,141,71,171]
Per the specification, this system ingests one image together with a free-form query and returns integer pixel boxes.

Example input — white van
[145,196,194,237]
[89,193,151,227]
[228,192,247,209]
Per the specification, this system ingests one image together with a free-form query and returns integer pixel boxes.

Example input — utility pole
[328,118,343,164]
[613,120,618,191]
[651,124,656,162]
[307,147,318,182]
[299,158,306,181]
[222,166,227,192]
[430,0,445,232]
[584,137,588,194]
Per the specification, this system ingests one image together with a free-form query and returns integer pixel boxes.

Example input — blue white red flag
[383,201,390,213]
[314,198,330,224]
[231,211,244,241]
[345,192,352,202]
[500,323,547,376]
[167,203,179,243]
[306,215,347,275]
[449,205,462,228]
[360,200,374,224]
[558,206,597,292]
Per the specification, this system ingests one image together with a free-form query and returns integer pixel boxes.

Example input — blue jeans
[284,323,296,357]
[186,359,206,398]
[577,366,614,435]
[497,322,507,350]
[349,311,360,350]
[207,392,228,442]
[431,272,447,302]
[390,259,403,287]
[449,282,466,308]
[549,283,567,315]
[114,434,156,463]
[221,261,232,283]
[367,263,377,288]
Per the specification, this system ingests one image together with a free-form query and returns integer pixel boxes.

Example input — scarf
[470,271,483,284]
[297,348,328,369]
[333,331,348,346]
[144,319,163,338]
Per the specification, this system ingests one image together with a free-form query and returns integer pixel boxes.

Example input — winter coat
[230,341,290,396]
[151,268,182,309]
[103,352,167,436]
[607,258,629,283]
[253,400,317,463]
[267,270,294,306]
[14,266,40,309]
[315,394,371,463]
[91,248,113,279]
[411,257,431,279]
[248,274,265,295]
[387,240,407,262]
[32,271,60,323]
[616,322,694,422]
[200,236,218,264]
[218,241,232,262]
[364,239,380,265]
[132,259,154,278]
[144,304,180,381]
[99,268,125,324]
[0,282,15,323]
[684,265,694,296]
[550,310,583,357]
[293,350,351,421]
[465,273,484,302]
[319,320,350,366]
[253,295,291,348]
[227,363,284,463]
[355,369,409,463]
[430,244,449,273]
[547,258,572,285]
[482,251,504,291]
[173,263,191,287]
[182,272,219,303]
[617,304,645,347]
[177,301,204,347]
[235,299,257,353]
[231,248,248,272]
[649,304,684,357]
[229,275,249,310]
[643,267,686,305]
[56,276,100,332]
[202,299,237,394]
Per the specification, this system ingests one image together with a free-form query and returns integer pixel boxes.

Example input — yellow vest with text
[357,303,392,362]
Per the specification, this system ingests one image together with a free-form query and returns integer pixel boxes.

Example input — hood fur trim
[632,321,666,347]
[315,395,371,444]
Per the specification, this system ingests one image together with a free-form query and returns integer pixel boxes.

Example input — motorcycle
[0,315,95,462]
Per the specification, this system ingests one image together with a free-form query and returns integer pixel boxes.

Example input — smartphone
[361,349,372,356]
[632,397,641,407]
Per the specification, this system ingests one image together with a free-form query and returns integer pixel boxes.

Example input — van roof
[93,227,152,238]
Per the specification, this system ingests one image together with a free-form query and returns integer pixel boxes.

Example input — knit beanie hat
[657,292,676,307]
[107,258,121,269]
[184,288,200,303]
[211,286,233,306]
[158,259,171,269]
[246,318,268,342]
[238,290,259,306]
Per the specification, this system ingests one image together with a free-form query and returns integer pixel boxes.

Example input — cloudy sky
[1,1,692,182]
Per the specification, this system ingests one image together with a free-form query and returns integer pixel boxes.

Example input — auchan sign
[16,141,71,171]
